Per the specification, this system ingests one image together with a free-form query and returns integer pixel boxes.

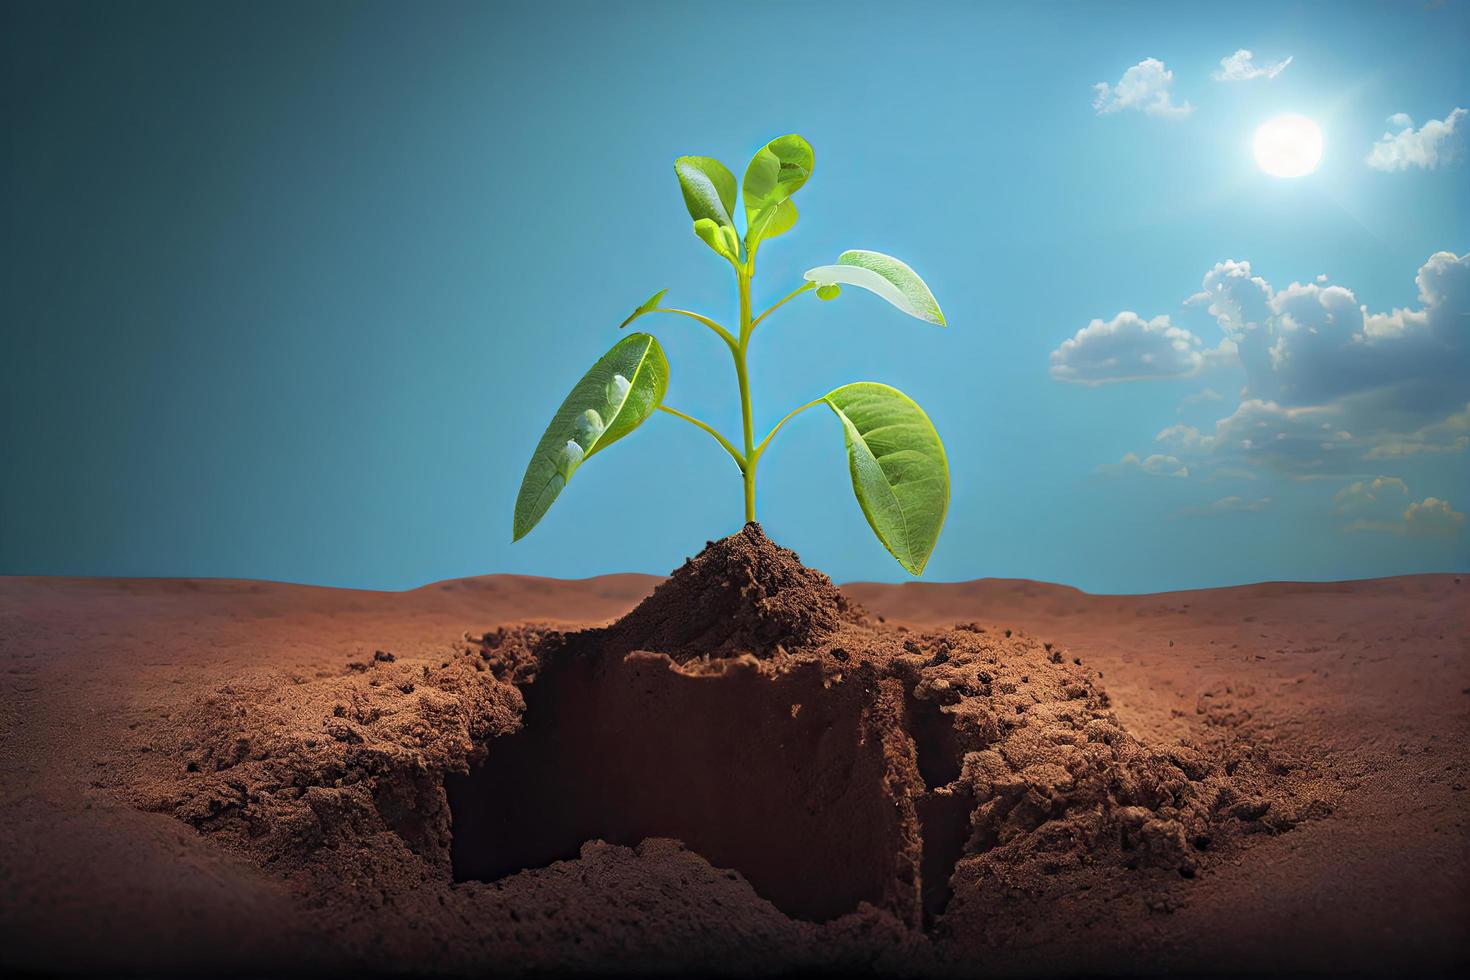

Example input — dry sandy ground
[1,568,1466,976]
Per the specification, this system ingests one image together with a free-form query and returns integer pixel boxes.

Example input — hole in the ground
[445,645,920,923]
[916,787,973,929]
[903,686,971,927]
[904,687,962,790]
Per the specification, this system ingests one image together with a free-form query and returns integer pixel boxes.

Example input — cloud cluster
[1050,312,1206,385]
[1060,251,1470,481]
[1402,497,1466,536]
[1336,477,1464,537]
[1367,108,1467,171]
[1334,476,1408,513]
[1093,59,1193,120]
[1185,252,1468,476]
[1363,405,1470,459]
[1212,50,1292,81]
[1095,50,1296,121]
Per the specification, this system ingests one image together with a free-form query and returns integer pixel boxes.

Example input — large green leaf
[742,134,812,250]
[821,382,949,575]
[513,333,669,540]
[804,250,946,326]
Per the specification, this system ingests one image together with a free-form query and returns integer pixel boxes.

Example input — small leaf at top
[821,382,949,575]
[619,288,668,329]
[746,198,798,252]
[742,135,813,222]
[804,250,946,326]
[513,333,669,541]
[742,134,812,249]
[693,217,740,262]
[675,156,737,228]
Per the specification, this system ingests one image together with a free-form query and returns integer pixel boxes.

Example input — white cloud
[1155,423,1214,453]
[1362,404,1470,459]
[1213,49,1292,81]
[1192,259,1274,339]
[1403,497,1466,536]
[1340,476,1464,537]
[1093,58,1193,120]
[1203,399,1365,476]
[1367,108,1466,171]
[1212,253,1467,473]
[1334,476,1409,514]
[1058,251,1470,479]
[1335,478,1462,536]
[1050,312,1205,385]
[1099,452,1190,478]
[1267,251,1468,408]
[1178,495,1272,516]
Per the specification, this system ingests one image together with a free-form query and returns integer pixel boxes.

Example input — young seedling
[513,134,950,574]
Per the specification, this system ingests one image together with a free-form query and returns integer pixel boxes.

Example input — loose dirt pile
[116,525,1315,973]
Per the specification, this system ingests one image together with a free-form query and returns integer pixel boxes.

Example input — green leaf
[742,134,812,249]
[804,250,946,326]
[746,198,798,251]
[693,218,740,262]
[513,333,669,541]
[677,156,741,261]
[821,382,949,575]
[816,283,840,301]
[742,134,813,222]
[675,156,737,228]
[619,288,667,329]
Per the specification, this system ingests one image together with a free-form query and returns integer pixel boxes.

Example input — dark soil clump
[604,522,866,660]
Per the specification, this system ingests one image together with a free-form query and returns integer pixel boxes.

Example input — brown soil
[1,528,1466,976]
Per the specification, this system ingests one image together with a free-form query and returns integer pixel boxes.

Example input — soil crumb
[75,527,1339,973]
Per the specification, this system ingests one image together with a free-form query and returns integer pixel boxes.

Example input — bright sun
[1253,114,1323,178]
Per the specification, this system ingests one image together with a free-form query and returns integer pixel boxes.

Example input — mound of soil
[604,523,866,659]
[116,525,1309,973]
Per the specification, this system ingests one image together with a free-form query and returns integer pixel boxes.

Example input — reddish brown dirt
[1,530,1466,977]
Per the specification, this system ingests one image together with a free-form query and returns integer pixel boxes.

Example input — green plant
[512,134,950,575]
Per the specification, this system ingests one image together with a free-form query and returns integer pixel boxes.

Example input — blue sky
[3,0,1468,591]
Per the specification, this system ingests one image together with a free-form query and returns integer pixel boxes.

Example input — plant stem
[753,398,822,462]
[749,281,815,332]
[648,307,738,348]
[736,264,756,523]
[655,405,744,468]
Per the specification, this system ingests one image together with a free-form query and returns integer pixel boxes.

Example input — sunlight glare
[1253,114,1323,178]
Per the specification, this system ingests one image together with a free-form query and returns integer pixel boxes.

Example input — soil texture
[1,526,1465,976]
